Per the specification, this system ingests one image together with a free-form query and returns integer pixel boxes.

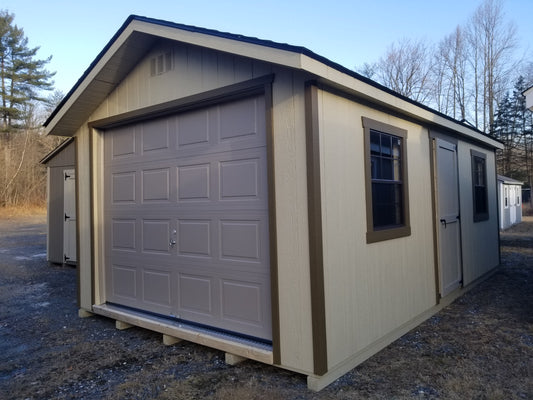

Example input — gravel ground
[0,213,531,399]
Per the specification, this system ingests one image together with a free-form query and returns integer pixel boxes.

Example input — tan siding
[92,42,273,120]
[317,90,436,369]
[271,70,314,373]
[458,145,499,285]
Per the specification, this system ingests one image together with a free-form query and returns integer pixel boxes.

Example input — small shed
[524,85,533,112]
[497,175,523,230]
[40,138,77,265]
[43,16,503,391]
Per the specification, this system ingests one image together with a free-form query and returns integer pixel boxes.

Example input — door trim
[90,76,280,357]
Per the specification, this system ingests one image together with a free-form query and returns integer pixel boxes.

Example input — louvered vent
[150,51,173,76]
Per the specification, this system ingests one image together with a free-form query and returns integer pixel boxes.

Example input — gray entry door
[435,139,462,297]
[63,169,77,264]
[103,95,272,341]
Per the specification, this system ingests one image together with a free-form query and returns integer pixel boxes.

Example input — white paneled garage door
[103,95,271,341]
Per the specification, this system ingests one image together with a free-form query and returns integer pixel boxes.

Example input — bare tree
[468,0,518,132]
[373,38,434,103]
[433,26,468,120]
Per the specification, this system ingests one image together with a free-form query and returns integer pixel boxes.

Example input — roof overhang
[44,15,503,150]
[497,174,524,185]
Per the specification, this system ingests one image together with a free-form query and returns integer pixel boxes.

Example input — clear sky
[2,0,532,95]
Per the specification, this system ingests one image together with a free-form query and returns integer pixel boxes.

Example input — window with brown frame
[362,117,411,243]
[471,150,489,222]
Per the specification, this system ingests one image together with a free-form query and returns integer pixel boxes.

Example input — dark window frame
[362,117,411,243]
[471,150,489,222]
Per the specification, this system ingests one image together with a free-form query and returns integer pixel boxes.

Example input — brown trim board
[428,136,441,304]
[305,82,328,375]
[89,74,275,130]
[264,80,281,365]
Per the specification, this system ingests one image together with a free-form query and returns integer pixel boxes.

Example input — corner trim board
[305,82,328,375]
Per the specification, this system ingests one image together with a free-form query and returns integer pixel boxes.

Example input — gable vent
[150,51,173,76]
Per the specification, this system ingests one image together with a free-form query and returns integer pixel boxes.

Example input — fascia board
[299,53,503,150]
[132,20,304,70]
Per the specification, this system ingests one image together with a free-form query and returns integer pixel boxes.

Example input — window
[471,150,488,222]
[504,186,509,208]
[150,50,173,76]
[363,117,411,243]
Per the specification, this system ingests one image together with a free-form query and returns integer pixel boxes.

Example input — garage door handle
[65,213,70,221]
[169,229,177,247]
[440,218,447,228]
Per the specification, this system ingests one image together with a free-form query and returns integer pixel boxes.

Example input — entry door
[63,169,77,264]
[435,139,462,297]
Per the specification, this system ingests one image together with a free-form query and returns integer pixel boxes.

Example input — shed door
[435,139,462,297]
[63,169,77,264]
[103,96,271,341]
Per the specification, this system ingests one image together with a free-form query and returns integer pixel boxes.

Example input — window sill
[366,225,411,244]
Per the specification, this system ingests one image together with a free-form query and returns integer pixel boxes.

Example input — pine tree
[0,10,54,131]
[492,76,533,190]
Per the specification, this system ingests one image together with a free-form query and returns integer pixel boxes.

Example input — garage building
[44,16,503,391]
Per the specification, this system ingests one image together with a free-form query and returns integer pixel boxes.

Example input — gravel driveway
[1,214,532,399]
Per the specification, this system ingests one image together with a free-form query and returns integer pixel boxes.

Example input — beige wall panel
[317,90,436,369]
[457,145,499,285]
[271,70,314,373]
[92,42,273,121]
[75,125,93,310]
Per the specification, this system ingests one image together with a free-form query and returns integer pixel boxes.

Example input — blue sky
[2,0,532,95]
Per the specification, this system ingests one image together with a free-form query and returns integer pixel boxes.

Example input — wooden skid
[92,304,273,365]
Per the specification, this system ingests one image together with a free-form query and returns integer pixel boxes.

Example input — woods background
[1,0,532,210]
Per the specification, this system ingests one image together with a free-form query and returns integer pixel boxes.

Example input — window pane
[392,137,401,158]
[475,186,487,214]
[372,182,403,228]
[381,134,392,156]
[393,159,401,181]
[381,157,393,180]
[370,131,380,155]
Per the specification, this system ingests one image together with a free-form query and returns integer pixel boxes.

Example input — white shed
[524,85,533,112]
[497,175,523,230]
[43,16,503,390]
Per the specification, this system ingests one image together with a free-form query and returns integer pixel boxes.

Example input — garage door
[103,95,271,341]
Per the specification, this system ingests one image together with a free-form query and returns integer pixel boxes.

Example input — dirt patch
[0,214,532,399]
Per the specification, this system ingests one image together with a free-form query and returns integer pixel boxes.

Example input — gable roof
[497,175,524,185]
[44,15,502,149]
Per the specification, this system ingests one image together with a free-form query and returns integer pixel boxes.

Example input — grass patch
[1,204,46,217]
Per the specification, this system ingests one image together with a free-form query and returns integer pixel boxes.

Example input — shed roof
[40,137,75,165]
[44,15,503,150]
[497,175,524,185]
